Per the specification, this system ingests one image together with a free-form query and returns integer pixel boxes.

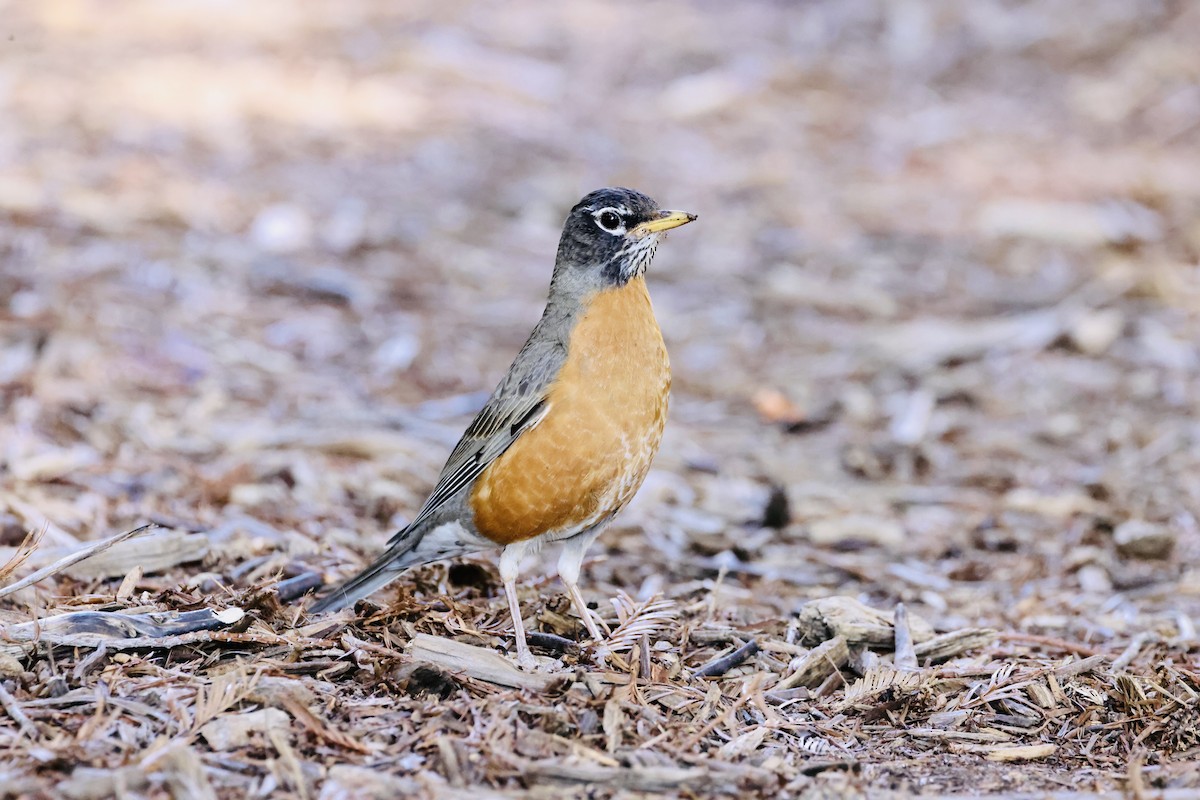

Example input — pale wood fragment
[407,633,558,692]
[776,636,850,690]
[913,628,998,663]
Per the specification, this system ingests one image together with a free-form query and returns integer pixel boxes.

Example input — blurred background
[2,0,1199,661]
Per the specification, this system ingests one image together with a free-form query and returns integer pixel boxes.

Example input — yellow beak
[631,209,698,237]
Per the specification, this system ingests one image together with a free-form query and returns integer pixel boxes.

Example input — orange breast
[469,276,670,545]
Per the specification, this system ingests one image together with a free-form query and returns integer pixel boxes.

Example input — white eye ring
[593,207,625,234]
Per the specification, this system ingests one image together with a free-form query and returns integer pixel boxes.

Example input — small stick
[1054,654,1108,678]
[0,525,46,585]
[1111,633,1155,672]
[273,572,325,603]
[0,524,156,599]
[693,639,759,679]
[527,631,579,654]
[8,628,329,652]
[984,743,1058,762]
[0,680,40,740]
[996,631,1105,657]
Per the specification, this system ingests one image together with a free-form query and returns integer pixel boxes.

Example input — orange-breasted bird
[310,187,696,667]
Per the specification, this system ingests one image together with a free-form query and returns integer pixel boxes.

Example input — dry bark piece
[0,607,246,659]
[0,680,39,739]
[795,596,934,648]
[776,636,850,690]
[1003,488,1101,519]
[522,761,707,792]
[912,628,998,664]
[59,767,151,800]
[1053,654,1108,677]
[0,493,80,547]
[0,524,155,598]
[63,529,210,579]
[319,766,423,800]
[868,309,1065,370]
[984,743,1058,762]
[199,707,290,751]
[838,664,930,712]
[407,633,559,692]
[272,571,325,603]
[807,515,905,550]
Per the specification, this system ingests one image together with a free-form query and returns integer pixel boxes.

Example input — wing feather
[387,333,565,544]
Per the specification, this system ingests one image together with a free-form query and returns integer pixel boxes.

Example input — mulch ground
[2,2,1200,797]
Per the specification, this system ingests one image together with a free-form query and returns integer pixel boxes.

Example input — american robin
[310,187,696,667]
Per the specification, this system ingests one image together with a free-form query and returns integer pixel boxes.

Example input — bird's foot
[512,650,563,672]
[514,649,540,671]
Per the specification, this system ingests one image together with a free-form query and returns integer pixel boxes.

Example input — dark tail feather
[310,534,421,613]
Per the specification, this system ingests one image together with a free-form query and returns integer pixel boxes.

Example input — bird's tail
[309,533,425,614]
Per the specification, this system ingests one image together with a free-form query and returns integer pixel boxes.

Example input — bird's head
[552,187,696,294]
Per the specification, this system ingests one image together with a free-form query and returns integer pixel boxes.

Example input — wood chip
[912,628,997,663]
[407,633,559,692]
[64,529,209,579]
[1053,654,1108,677]
[984,743,1058,762]
[776,636,850,690]
[523,761,707,792]
[795,596,934,648]
[199,707,290,751]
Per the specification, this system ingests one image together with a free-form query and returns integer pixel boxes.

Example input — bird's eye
[595,209,623,233]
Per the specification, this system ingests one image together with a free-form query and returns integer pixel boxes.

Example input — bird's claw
[514,649,541,671]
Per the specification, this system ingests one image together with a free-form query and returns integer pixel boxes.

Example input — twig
[693,639,759,678]
[527,631,579,654]
[522,761,706,792]
[273,572,325,603]
[1,607,246,654]
[0,523,156,599]
[5,625,330,654]
[996,632,1105,657]
[1054,653,1108,677]
[0,525,46,586]
[278,694,371,754]
[0,680,40,740]
[341,633,408,661]
[1111,633,1156,672]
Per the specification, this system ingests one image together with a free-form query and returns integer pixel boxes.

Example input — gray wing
[388,333,565,544]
